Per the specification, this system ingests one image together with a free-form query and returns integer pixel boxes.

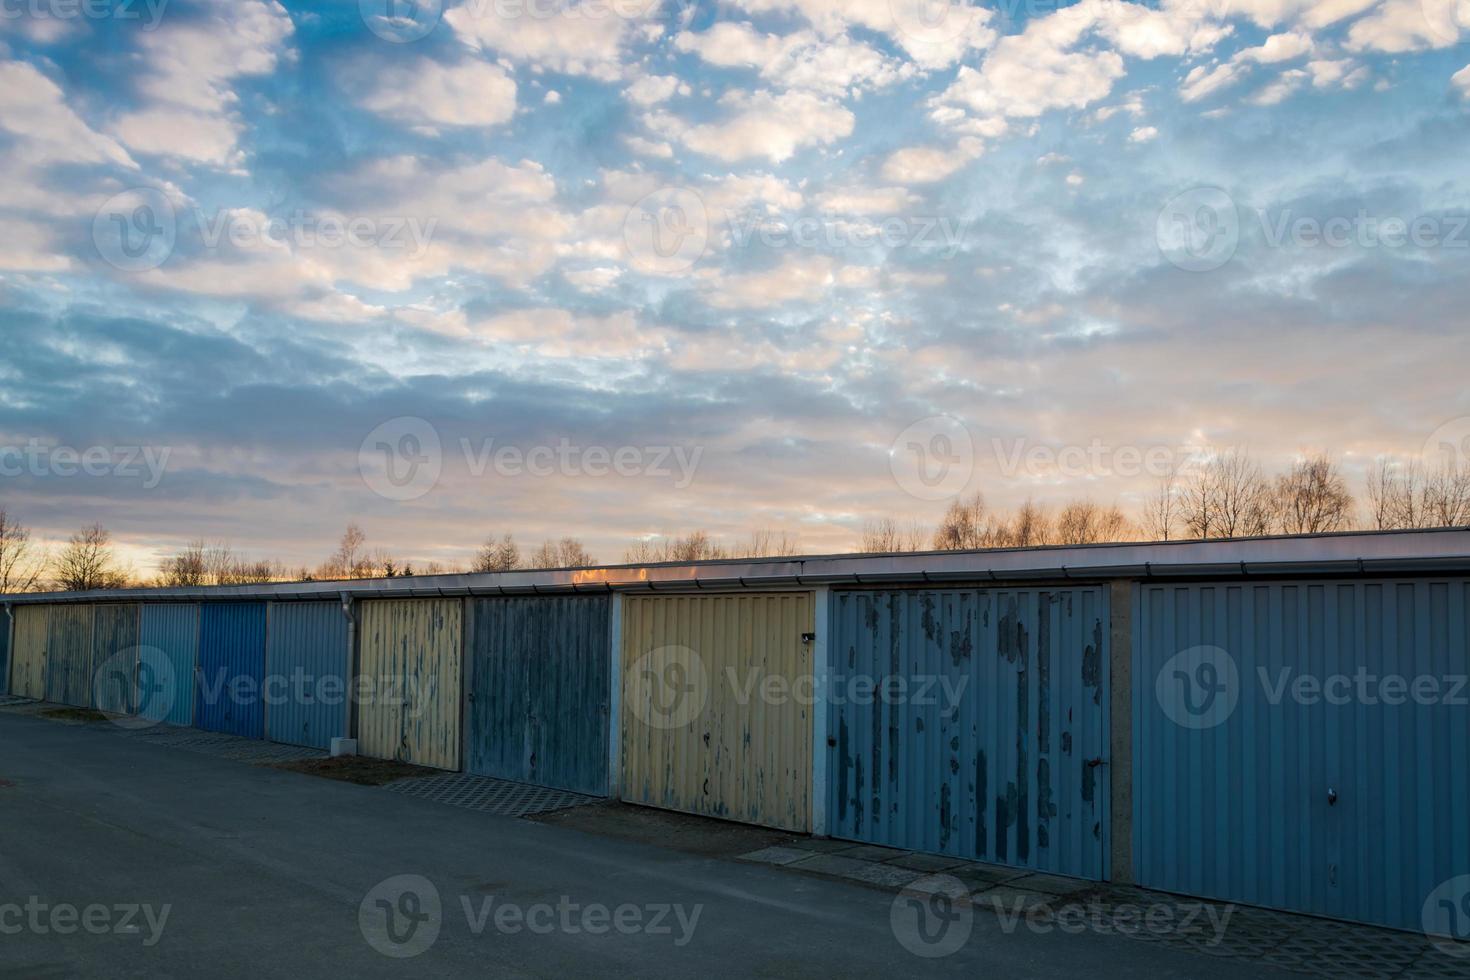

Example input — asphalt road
[0,712,1282,979]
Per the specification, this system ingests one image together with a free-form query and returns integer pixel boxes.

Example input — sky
[0,0,1467,575]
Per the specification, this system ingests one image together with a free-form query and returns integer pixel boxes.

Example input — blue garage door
[196,603,268,739]
[138,604,199,726]
[1134,579,1470,932]
[466,596,610,795]
[829,587,1110,879]
[265,602,349,750]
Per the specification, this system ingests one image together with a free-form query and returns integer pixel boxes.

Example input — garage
[91,604,140,714]
[828,587,1110,879]
[620,592,815,832]
[9,605,46,699]
[137,604,200,726]
[45,604,95,707]
[1134,578,1470,932]
[195,603,268,739]
[264,601,350,750]
[357,599,463,771]
[466,595,610,794]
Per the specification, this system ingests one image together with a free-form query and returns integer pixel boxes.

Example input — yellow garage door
[621,592,814,832]
[357,599,463,771]
[10,605,49,700]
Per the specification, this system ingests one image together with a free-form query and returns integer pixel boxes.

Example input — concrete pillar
[1109,579,1135,884]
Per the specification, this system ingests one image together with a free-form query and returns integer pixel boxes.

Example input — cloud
[444,0,650,80]
[0,61,136,169]
[1454,64,1470,97]
[1129,125,1159,142]
[657,89,854,163]
[359,58,517,128]
[674,22,910,95]
[881,140,984,183]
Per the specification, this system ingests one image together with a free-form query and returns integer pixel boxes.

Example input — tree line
[1,450,1466,592]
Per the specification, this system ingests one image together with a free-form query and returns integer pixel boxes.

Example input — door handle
[1327,787,1338,806]
[1085,757,1106,768]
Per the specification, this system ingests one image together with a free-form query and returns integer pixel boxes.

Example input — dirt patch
[270,756,437,787]
[528,801,801,858]
[40,708,110,723]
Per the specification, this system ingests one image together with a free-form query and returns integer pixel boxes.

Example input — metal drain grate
[385,772,599,817]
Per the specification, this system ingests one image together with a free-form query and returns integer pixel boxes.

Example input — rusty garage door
[358,599,464,771]
[45,604,95,707]
[829,588,1110,879]
[620,592,814,832]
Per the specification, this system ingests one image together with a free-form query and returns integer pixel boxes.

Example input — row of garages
[2,568,1468,937]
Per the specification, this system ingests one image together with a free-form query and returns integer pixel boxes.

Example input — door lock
[1327,787,1338,806]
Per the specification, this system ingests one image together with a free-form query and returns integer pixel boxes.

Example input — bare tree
[933,494,990,550]
[1009,498,1054,547]
[861,518,928,553]
[624,531,726,563]
[1272,454,1354,534]
[1182,449,1273,539]
[528,537,596,569]
[1423,462,1470,527]
[318,523,373,580]
[0,508,46,593]
[159,539,208,586]
[1054,500,1134,544]
[53,523,128,591]
[731,529,800,558]
[1141,468,1183,541]
[472,533,521,573]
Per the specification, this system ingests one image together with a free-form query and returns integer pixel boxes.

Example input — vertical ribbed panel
[620,593,814,832]
[828,588,1109,879]
[264,602,349,750]
[91,604,140,713]
[45,604,95,706]
[466,596,610,795]
[138,604,199,726]
[1134,579,1470,932]
[0,606,10,696]
[357,599,463,771]
[9,605,47,699]
[195,603,268,738]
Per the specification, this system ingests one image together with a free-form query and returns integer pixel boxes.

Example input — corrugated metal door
[621,593,814,832]
[10,605,48,699]
[45,604,95,706]
[830,588,1109,878]
[265,602,349,750]
[195,603,268,738]
[1135,579,1470,932]
[137,604,199,726]
[358,599,463,771]
[0,607,10,696]
[91,604,140,714]
[466,596,610,795]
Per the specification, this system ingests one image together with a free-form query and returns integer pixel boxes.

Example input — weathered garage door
[265,602,349,750]
[0,607,10,696]
[91,604,140,714]
[45,604,95,707]
[1135,579,1470,932]
[830,588,1109,879]
[358,599,463,771]
[466,596,610,795]
[195,604,268,738]
[621,593,814,831]
[9,605,47,699]
[137,604,199,726]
